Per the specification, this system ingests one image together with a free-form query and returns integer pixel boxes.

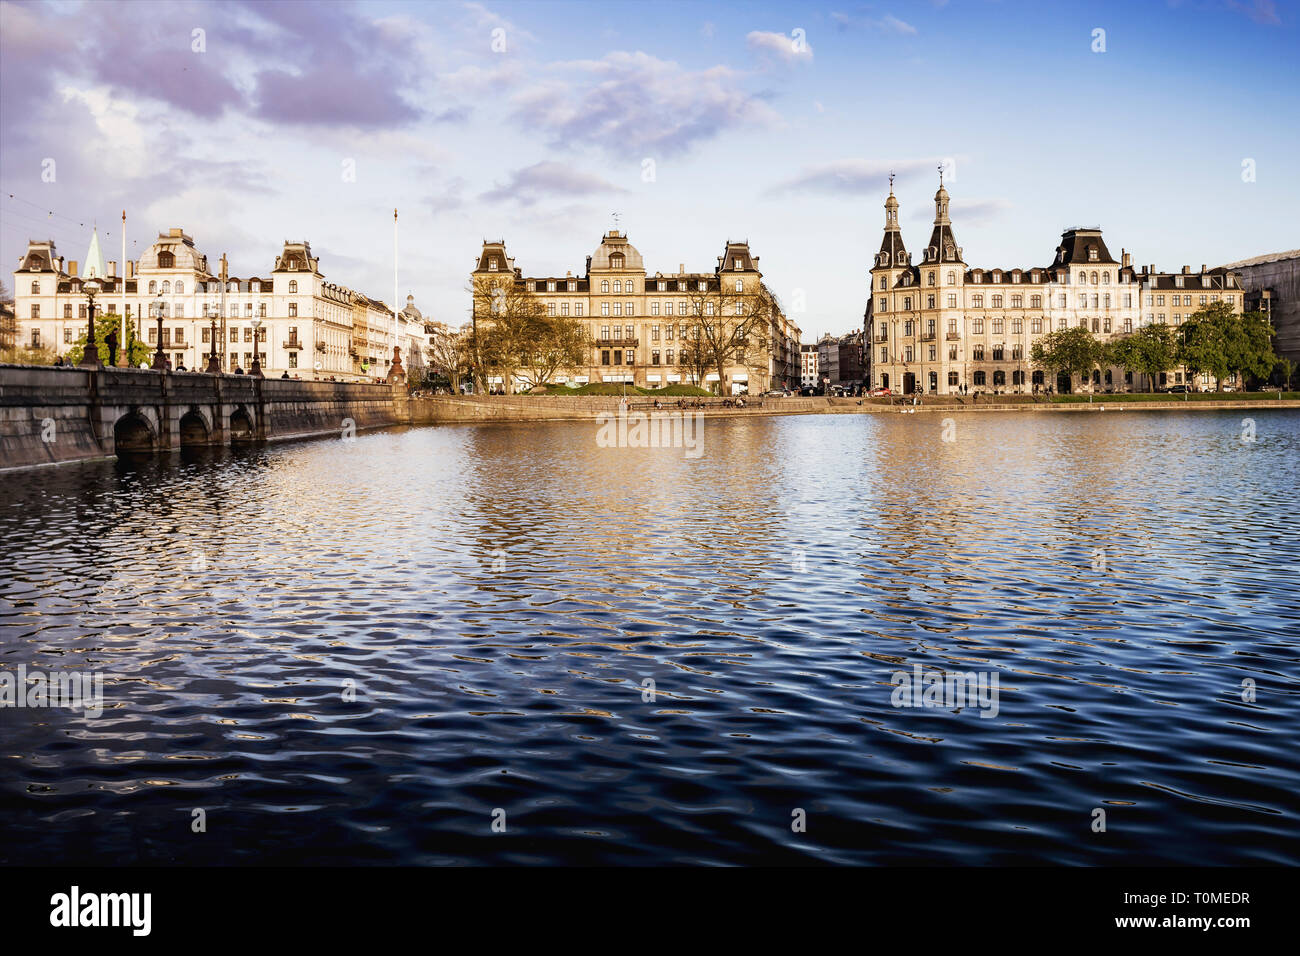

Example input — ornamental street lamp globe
[249,317,264,377]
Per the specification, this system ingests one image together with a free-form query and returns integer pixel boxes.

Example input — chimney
[56,256,64,272]
[1149,264,1155,275]
[127,260,135,278]
[169,227,183,238]
[1122,250,1131,269]
[679,263,685,275]
[1182,265,1191,274]
[1201,264,1206,273]
[69,260,78,277]
[108,260,117,277]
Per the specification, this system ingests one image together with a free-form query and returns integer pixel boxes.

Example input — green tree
[1178,302,1275,391]
[1229,310,1278,387]
[1030,325,1105,392]
[1108,323,1177,392]
[468,275,548,394]
[68,313,151,367]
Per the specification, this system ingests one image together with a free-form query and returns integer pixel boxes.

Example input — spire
[82,227,107,280]
[926,167,961,264]
[878,175,907,265]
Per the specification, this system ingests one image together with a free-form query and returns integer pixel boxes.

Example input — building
[866,178,1244,395]
[816,330,864,388]
[470,230,801,393]
[11,228,425,380]
[800,342,819,388]
[1218,250,1300,363]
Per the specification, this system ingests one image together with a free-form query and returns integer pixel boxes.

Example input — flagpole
[393,208,398,380]
[118,210,128,366]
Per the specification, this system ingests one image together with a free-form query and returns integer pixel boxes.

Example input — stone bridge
[0,364,408,470]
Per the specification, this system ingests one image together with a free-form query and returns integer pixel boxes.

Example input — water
[2,409,1298,865]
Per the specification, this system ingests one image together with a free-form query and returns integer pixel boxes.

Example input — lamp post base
[152,349,167,371]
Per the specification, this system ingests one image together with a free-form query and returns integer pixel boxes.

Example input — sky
[1,0,1296,337]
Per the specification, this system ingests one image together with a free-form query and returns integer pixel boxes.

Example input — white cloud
[746,30,813,64]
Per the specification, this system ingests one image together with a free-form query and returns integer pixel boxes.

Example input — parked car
[869,387,891,397]
[1167,384,1191,393]
[761,389,785,398]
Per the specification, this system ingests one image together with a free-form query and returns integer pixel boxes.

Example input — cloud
[1227,0,1281,25]
[511,51,780,160]
[909,197,1012,227]
[831,12,918,35]
[480,161,628,206]
[767,158,936,196]
[746,30,813,64]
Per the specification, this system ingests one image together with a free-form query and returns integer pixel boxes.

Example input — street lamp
[151,298,167,370]
[205,305,221,373]
[249,316,263,377]
[79,277,102,367]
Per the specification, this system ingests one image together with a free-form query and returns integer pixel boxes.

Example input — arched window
[601,280,609,293]
[289,280,298,293]
[1092,369,1101,384]
[1012,370,1024,385]
[157,251,174,269]
[148,280,157,294]
[1091,271,1099,284]
[161,280,171,293]
[30,280,38,294]
[1078,272,1086,284]
[946,272,956,285]
[610,254,624,270]
[993,370,1006,386]
[1102,272,1110,284]
[175,281,184,294]
[614,279,622,293]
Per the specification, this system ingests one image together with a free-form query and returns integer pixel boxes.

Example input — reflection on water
[2,410,1298,865]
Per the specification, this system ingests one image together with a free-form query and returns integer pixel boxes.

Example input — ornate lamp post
[249,316,264,377]
[205,305,221,373]
[151,298,167,370]
[79,277,102,367]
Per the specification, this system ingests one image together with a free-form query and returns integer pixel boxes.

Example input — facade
[471,230,801,393]
[1218,250,1300,363]
[11,228,425,381]
[816,331,864,388]
[800,343,819,387]
[867,180,1244,394]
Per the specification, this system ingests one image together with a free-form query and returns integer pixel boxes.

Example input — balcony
[874,334,888,343]
[283,337,303,350]
[946,332,961,341]
[920,332,936,342]
[315,341,326,352]
[598,337,639,347]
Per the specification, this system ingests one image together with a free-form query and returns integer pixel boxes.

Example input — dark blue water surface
[2,408,1298,865]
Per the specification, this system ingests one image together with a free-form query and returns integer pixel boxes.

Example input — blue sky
[1,0,1295,336]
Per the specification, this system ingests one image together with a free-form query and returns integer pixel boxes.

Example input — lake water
[2,408,1298,865]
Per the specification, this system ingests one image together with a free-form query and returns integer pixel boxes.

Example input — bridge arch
[229,406,256,442]
[179,407,212,446]
[113,411,156,453]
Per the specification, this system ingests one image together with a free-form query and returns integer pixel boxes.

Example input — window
[881,347,888,362]
[974,371,986,386]
[148,281,157,294]
[948,346,958,360]
[1031,318,1042,333]
[666,349,674,364]
[904,345,914,362]
[289,280,298,293]
[79,303,87,319]
[575,304,583,317]
[1031,295,1042,309]
[613,302,622,316]
[1011,295,1022,308]
[1011,318,1022,334]
[879,297,887,313]
[1057,295,1067,308]
[992,346,1004,361]
[611,254,624,270]
[30,304,39,319]
[652,349,661,365]
[928,346,937,361]
[601,326,610,340]
[735,279,743,292]
[972,318,984,334]
[665,325,673,341]
[613,280,622,293]
[946,294,957,308]
[64,328,72,343]
[698,281,706,292]
[175,281,184,294]
[601,350,611,366]
[547,280,556,292]
[158,251,175,268]
[601,303,609,316]
[626,301,635,316]
[651,302,660,315]
[972,295,983,308]
[904,320,914,336]
[547,303,555,316]
[561,303,570,316]
[174,328,184,343]
[30,280,39,294]
[927,294,935,309]
[289,303,298,317]
[148,327,157,344]
[973,345,985,360]
[705,303,714,316]
[992,295,1003,308]
[904,296,912,311]
[624,325,633,340]
[624,350,634,365]
[488,257,499,272]
[927,272,936,286]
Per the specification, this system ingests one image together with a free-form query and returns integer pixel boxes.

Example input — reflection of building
[866,178,1244,394]
[1218,250,1300,361]
[11,228,424,380]
[471,230,801,393]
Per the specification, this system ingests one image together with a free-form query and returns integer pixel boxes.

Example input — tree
[514,315,590,391]
[468,275,547,394]
[68,313,151,367]
[680,279,776,394]
[1108,323,1177,392]
[1178,302,1275,391]
[424,321,470,392]
[1030,325,1105,391]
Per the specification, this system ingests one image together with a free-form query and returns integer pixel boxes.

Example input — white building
[11,227,425,380]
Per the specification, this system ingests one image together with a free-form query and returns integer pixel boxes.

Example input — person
[176,362,187,372]
[281,370,290,379]
[234,365,244,375]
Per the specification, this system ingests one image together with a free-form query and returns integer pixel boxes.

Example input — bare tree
[425,321,469,391]
[515,316,590,391]
[681,279,776,393]
[468,275,547,394]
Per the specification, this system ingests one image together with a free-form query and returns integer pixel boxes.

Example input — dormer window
[489,257,499,271]
[733,258,742,270]
[610,254,624,270]
[158,251,174,269]
[568,280,576,292]
[896,252,905,265]
[1088,247,1098,261]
